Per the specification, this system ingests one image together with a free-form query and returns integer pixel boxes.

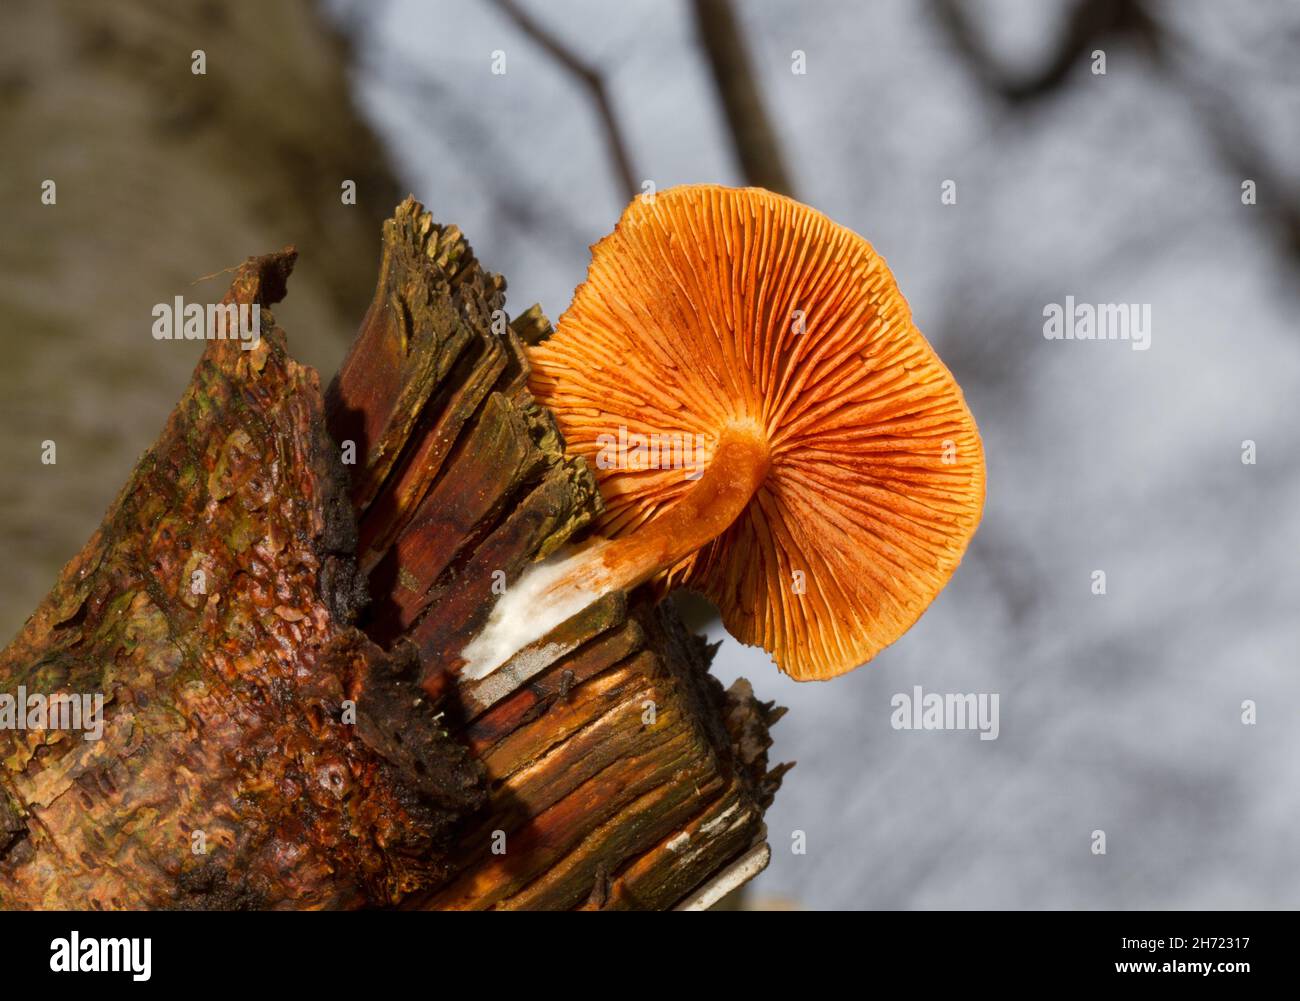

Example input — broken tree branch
[1,198,787,910]
[0,252,484,909]
[329,197,787,909]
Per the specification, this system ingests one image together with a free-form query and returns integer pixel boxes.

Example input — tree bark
[0,198,787,910]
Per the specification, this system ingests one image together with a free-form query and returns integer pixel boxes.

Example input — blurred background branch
[931,0,1160,104]
[690,0,795,195]
[931,0,1300,265]
[488,0,639,199]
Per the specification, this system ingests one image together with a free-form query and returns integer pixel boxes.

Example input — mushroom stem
[457,425,769,681]
[598,424,770,589]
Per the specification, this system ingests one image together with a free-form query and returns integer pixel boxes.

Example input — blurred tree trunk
[0,0,402,642]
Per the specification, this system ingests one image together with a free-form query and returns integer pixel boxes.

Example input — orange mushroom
[461,184,985,682]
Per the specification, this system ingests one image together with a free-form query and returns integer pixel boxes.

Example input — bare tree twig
[373,56,594,251]
[489,0,637,200]
[931,0,1300,264]
[690,0,795,196]
[930,0,1160,104]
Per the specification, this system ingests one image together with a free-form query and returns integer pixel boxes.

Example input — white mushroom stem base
[458,426,770,681]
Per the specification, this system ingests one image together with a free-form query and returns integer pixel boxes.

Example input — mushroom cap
[528,185,985,680]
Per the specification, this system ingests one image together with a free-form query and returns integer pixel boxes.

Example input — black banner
[0,910,1281,988]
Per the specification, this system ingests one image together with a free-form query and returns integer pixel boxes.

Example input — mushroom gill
[479,184,985,682]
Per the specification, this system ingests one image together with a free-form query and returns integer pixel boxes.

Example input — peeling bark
[0,252,483,910]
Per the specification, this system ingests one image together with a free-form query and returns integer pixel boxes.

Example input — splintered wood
[330,198,787,909]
